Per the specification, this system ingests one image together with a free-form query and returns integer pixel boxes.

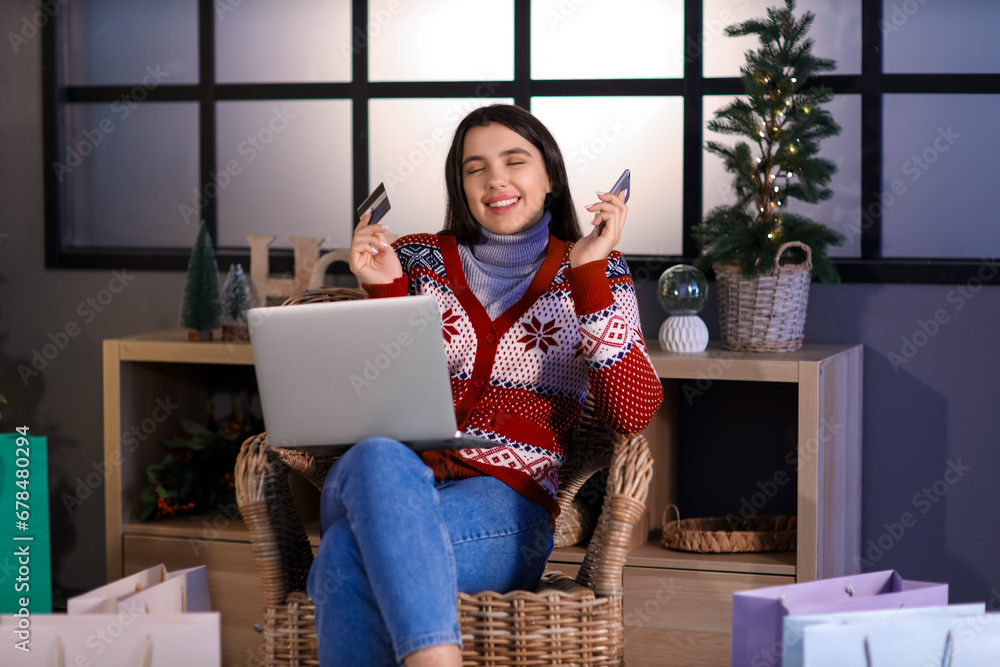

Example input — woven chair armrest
[553,393,617,534]
[554,448,612,533]
[575,432,654,599]
[235,433,320,607]
[267,445,339,492]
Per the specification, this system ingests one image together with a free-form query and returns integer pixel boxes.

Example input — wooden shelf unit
[632,340,863,585]
[547,340,862,666]
[104,330,262,666]
[104,331,861,667]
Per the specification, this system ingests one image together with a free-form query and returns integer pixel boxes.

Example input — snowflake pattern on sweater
[363,232,663,522]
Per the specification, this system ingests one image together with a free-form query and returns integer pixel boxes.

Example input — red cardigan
[363,232,663,524]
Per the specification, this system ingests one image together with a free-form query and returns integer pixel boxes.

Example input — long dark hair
[442,104,582,243]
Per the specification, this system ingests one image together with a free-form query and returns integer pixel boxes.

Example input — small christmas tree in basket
[221,264,253,342]
[693,0,845,352]
[180,222,222,341]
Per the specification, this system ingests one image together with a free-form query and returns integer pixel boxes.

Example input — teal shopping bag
[0,431,52,613]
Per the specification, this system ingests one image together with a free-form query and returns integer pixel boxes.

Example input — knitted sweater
[362,232,664,523]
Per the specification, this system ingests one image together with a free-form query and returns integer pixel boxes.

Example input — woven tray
[661,504,797,553]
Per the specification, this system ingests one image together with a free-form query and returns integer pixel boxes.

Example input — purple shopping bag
[730,570,947,667]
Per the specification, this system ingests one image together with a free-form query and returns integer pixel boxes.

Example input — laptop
[248,295,496,455]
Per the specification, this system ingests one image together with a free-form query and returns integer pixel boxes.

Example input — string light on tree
[693,0,845,285]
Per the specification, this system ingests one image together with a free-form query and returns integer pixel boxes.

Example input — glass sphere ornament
[657,264,710,352]
[657,265,708,314]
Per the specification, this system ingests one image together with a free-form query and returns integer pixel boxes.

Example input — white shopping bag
[0,603,220,666]
[67,565,168,614]
[68,565,210,614]
[782,603,984,667]
[801,613,1000,666]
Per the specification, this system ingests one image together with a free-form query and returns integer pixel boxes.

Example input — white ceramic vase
[659,314,709,352]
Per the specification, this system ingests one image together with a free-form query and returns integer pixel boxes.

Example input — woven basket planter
[661,504,797,553]
[714,241,813,352]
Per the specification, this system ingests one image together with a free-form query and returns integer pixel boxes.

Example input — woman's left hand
[569,189,628,267]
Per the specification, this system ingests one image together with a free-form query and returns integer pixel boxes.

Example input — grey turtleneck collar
[457,211,552,319]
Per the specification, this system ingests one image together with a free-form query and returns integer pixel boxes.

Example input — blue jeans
[307,437,554,666]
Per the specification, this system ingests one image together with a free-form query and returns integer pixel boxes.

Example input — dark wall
[3,0,997,605]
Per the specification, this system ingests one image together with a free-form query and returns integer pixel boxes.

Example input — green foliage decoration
[140,400,262,522]
[693,0,845,284]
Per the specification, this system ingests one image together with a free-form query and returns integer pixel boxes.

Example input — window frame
[42,0,1000,283]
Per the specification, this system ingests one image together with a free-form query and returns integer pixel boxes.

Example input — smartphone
[609,169,630,204]
[357,182,391,226]
[594,169,630,237]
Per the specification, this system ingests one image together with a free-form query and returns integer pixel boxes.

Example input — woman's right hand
[349,212,404,285]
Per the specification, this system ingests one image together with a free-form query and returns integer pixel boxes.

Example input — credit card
[357,182,391,226]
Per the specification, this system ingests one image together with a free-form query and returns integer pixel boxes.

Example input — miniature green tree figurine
[693,0,845,283]
[221,264,253,341]
[180,221,222,341]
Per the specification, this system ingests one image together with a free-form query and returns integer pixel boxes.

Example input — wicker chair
[235,287,654,666]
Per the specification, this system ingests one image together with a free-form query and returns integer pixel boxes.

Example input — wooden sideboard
[104,330,861,666]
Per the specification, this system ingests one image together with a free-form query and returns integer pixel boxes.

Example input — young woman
[307,104,663,666]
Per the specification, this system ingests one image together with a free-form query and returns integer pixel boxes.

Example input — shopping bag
[782,603,985,667]
[68,565,210,614]
[800,613,1000,666]
[0,432,52,613]
[730,570,948,667]
[0,602,221,666]
[67,565,168,614]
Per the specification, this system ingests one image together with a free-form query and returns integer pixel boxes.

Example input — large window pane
[532,96,684,256]
[703,95,862,258]
[883,0,1000,74]
[368,97,513,239]
[882,95,1000,259]
[703,0,860,77]
[215,0,352,83]
[65,0,198,85]
[531,0,684,79]
[367,0,514,82]
[63,103,199,247]
[216,101,353,249]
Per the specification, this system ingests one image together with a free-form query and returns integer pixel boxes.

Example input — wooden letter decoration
[247,235,322,306]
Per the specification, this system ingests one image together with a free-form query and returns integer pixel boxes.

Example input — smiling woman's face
[461,123,552,236]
